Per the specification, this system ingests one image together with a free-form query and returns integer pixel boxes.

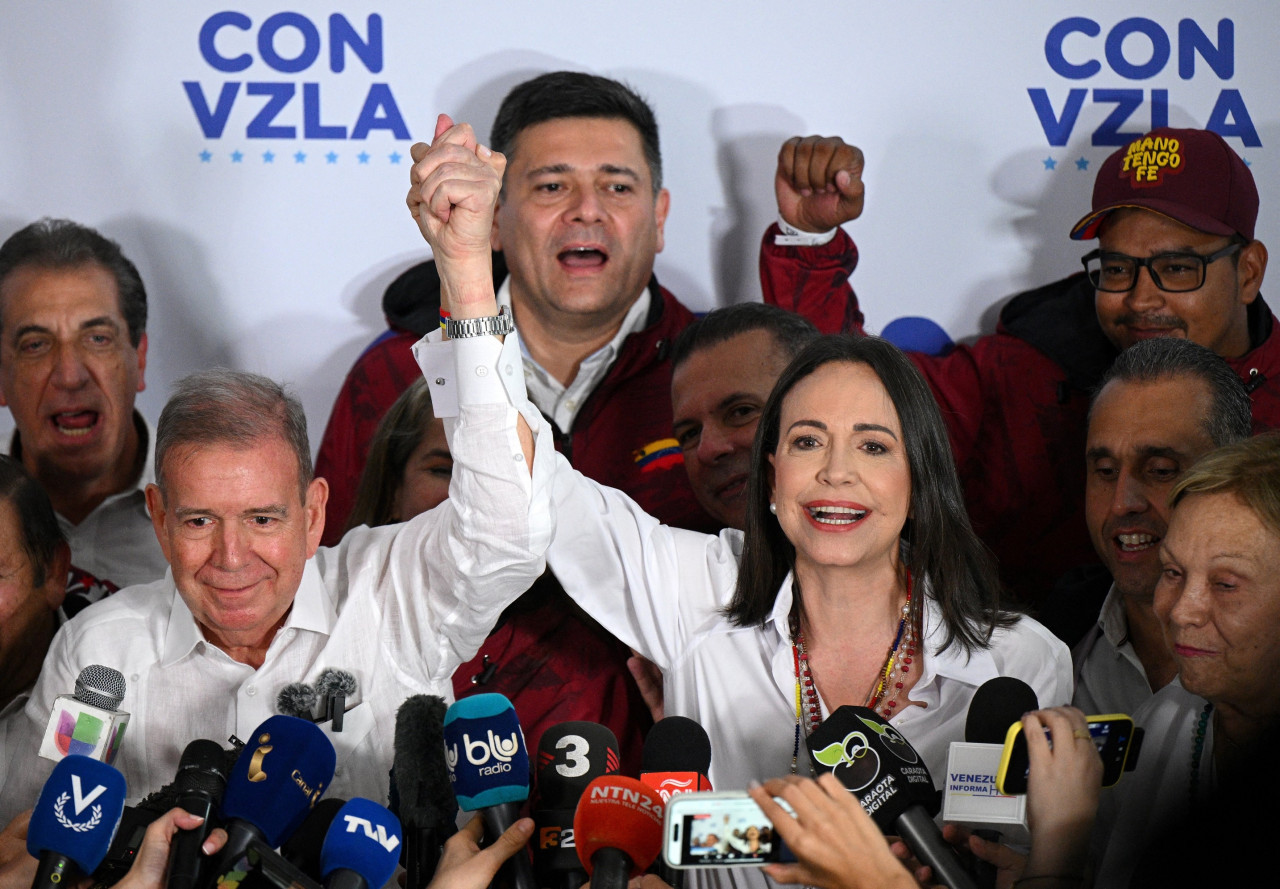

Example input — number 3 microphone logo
[555,734,590,778]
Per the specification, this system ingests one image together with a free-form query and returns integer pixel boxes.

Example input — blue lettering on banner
[185,11,409,143]
[1031,17,1259,148]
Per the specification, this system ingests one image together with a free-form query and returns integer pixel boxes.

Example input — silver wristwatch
[445,307,515,339]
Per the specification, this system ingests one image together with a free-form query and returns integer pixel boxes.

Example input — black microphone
[316,670,358,731]
[391,695,457,889]
[167,739,228,889]
[534,722,620,889]
[808,706,978,889]
[965,677,1039,745]
[639,717,712,889]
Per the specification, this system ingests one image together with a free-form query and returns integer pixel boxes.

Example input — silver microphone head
[75,664,126,710]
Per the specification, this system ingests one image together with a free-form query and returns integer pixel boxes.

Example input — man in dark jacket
[763,128,1276,604]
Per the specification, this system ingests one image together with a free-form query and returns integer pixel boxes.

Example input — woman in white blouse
[547,335,1071,798]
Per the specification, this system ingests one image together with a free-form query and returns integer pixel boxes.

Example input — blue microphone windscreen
[27,755,127,874]
[222,715,338,847]
[443,693,530,810]
[320,798,403,887]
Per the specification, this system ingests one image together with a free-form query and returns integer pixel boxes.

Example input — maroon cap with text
[1070,127,1257,241]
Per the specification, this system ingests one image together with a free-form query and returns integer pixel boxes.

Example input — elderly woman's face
[768,361,910,578]
[1155,492,1280,710]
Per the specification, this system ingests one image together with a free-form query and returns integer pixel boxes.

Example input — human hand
[112,808,228,889]
[427,814,533,889]
[626,651,665,723]
[775,136,865,233]
[0,811,35,889]
[407,114,507,315]
[748,773,915,889]
[1020,707,1100,883]
[939,824,1026,889]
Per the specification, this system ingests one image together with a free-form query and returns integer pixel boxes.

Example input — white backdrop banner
[1,2,1274,448]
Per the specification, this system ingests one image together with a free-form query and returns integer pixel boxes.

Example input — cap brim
[1070,200,1238,240]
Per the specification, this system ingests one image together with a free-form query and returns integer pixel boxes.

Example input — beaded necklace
[1189,701,1213,802]
[790,573,916,774]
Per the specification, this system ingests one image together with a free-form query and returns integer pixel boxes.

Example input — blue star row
[198,149,405,164]
[1042,156,1254,171]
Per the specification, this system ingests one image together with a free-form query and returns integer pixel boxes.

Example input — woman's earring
[769,503,777,515]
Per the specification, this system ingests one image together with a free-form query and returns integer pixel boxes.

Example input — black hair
[0,456,66,587]
[670,303,819,371]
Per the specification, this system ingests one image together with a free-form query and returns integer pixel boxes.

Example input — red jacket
[761,226,1280,603]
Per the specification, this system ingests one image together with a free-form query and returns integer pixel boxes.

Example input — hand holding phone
[996,712,1135,795]
[662,792,792,869]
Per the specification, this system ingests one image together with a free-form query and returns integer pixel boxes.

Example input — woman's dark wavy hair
[727,335,1015,653]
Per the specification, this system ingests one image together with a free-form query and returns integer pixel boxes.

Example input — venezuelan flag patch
[633,437,683,472]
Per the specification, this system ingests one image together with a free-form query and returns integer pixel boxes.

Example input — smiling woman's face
[1155,491,1280,713]
[768,361,910,581]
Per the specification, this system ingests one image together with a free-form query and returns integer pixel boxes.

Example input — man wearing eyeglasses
[761,127,1277,605]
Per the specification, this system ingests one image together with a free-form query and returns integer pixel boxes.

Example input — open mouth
[1115,532,1159,553]
[805,505,868,526]
[52,410,100,438]
[558,246,608,269]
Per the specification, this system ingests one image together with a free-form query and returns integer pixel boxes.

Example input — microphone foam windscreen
[572,776,664,877]
[443,693,530,811]
[222,715,337,847]
[27,755,127,874]
[807,705,938,829]
[536,721,620,808]
[316,669,358,698]
[75,665,126,710]
[319,798,403,888]
[393,695,456,828]
[641,716,711,774]
[277,683,318,719]
[175,739,229,796]
[964,677,1040,744]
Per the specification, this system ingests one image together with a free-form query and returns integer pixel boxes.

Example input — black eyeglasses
[1082,242,1242,293]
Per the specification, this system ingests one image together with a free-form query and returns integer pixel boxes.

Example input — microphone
[534,722,620,889]
[38,665,130,765]
[26,755,127,888]
[640,717,711,889]
[443,693,534,889]
[572,776,664,889]
[167,739,229,889]
[319,798,403,889]
[283,798,348,879]
[942,678,1039,844]
[392,695,457,889]
[316,669,358,731]
[210,715,337,882]
[278,682,320,720]
[808,706,978,889]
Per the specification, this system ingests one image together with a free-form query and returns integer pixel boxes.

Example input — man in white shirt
[1072,337,1252,714]
[0,124,551,819]
[0,220,167,589]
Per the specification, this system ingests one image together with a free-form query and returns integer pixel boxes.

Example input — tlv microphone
[38,665,130,765]
[443,693,534,889]
[26,755,127,889]
[572,776,664,889]
[534,721,620,889]
[640,716,711,889]
[167,739,229,889]
[942,678,1039,845]
[210,714,337,882]
[808,705,978,889]
[319,798,403,889]
[392,695,457,889]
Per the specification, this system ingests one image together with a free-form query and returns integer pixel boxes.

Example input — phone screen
[663,793,793,869]
[997,714,1134,795]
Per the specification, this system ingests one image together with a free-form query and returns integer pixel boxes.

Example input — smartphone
[663,791,795,869]
[996,713,1138,795]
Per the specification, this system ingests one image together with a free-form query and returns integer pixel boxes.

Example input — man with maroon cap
[759,127,1277,604]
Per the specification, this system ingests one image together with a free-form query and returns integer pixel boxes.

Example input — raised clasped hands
[407,114,507,314]
[775,135,866,233]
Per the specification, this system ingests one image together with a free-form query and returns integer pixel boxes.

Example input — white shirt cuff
[412,330,526,417]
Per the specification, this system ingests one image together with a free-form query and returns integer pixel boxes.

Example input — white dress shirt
[10,413,169,590]
[545,463,1072,889]
[1071,585,1154,716]
[0,334,553,821]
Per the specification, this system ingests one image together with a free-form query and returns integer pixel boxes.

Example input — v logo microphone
[534,721,620,889]
[319,798,403,889]
[38,665,130,766]
[27,755,127,889]
[808,705,978,889]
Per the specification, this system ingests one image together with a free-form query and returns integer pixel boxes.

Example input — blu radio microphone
[27,755,127,889]
[38,665,130,765]
[392,695,456,889]
[534,721,620,889]
[572,776,664,889]
[211,714,337,880]
[808,705,978,889]
[319,798,403,889]
[941,678,1038,844]
[443,693,534,889]
[167,739,230,889]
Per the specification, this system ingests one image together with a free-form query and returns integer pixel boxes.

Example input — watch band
[445,307,515,339]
